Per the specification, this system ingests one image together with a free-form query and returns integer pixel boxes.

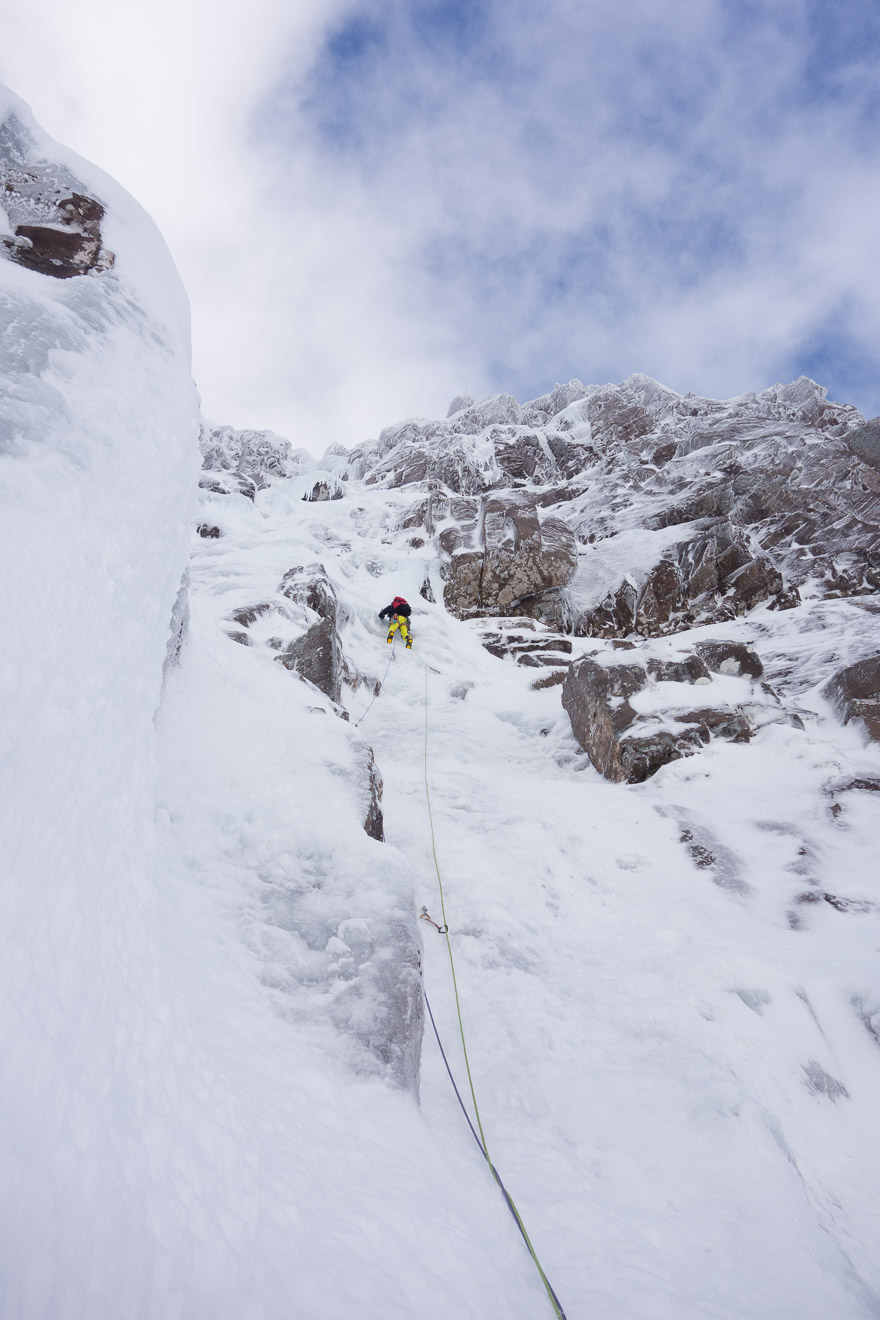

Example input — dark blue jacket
[379,601,411,620]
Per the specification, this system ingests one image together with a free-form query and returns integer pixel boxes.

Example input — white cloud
[3,0,880,451]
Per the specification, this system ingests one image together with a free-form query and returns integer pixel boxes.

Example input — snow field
[181,481,880,1318]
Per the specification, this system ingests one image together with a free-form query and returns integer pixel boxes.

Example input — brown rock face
[347,373,880,637]
[823,654,880,741]
[693,640,764,680]
[1,139,114,278]
[647,655,711,683]
[442,493,577,618]
[479,623,573,672]
[562,647,769,782]
[583,520,784,639]
[561,657,650,782]
[585,387,654,448]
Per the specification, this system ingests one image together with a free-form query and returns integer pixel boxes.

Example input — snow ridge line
[420,662,569,1320]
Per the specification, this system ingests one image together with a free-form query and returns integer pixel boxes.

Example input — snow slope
[4,87,880,1320]
[176,472,880,1320]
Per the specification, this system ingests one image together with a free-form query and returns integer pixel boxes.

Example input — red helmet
[392,596,408,608]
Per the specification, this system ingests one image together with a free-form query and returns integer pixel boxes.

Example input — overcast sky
[2,0,879,453]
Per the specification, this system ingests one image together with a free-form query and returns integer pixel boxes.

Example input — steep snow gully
[4,90,880,1320]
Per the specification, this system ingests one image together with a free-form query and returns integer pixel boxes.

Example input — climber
[378,595,414,649]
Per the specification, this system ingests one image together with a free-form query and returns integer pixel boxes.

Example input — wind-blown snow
[168,466,880,1319]
[4,87,880,1320]
[1,88,202,1315]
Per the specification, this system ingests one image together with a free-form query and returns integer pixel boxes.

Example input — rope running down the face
[353,639,396,728]
[420,662,568,1320]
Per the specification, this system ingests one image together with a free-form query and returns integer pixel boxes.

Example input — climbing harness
[420,664,568,1320]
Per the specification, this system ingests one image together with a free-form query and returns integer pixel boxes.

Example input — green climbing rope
[420,663,568,1320]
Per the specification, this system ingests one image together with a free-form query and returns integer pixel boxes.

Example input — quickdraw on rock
[419,905,448,934]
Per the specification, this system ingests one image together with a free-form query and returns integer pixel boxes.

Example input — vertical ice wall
[0,88,200,1313]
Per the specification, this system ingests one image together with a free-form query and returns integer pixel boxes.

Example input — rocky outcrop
[357,743,385,842]
[823,654,880,741]
[562,643,775,782]
[346,373,879,636]
[441,493,577,618]
[219,564,387,842]
[200,424,311,490]
[303,479,343,502]
[275,564,345,703]
[220,562,350,705]
[844,419,880,475]
[199,471,259,502]
[479,619,573,670]
[562,656,657,782]
[349,387,598,496]
[693,639,764,679]
[0,117,115,279]
[581,519,785,639]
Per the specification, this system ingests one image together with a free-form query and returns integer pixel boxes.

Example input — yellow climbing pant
[387,615,413,648]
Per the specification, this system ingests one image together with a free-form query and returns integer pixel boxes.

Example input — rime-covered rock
[442,492,577,617]
[823,653,880,742]
[303,478,343,502]
[0,116,115,278]
[275,564,345,703]
[200,423,312,488]
[346,372,879,634]
[561,648,780,783]
[479,621,573,670]
[357,743,385,842]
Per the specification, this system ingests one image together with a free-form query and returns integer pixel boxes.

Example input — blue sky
[3,0,880,446]
[277,0,880,418]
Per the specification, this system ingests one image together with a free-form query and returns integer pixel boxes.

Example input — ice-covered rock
[200,421,312,487]
[562,644,779,782]
[345,371,876,635]
[581,519,784,637]
[441,492,577,617]
[268,563,344,702]
[303,477,344,501]
[844,417,880,475]
[446,389,475,416]
[823,653,880,742]
[0,113,115,278]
